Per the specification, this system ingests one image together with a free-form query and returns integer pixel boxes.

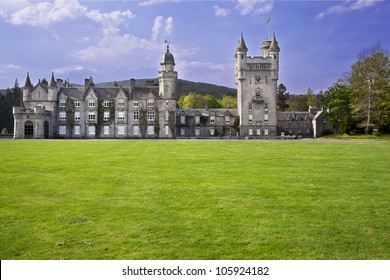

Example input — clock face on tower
[255,75,261,83]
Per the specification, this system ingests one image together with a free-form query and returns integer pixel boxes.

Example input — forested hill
[96,79,237,99]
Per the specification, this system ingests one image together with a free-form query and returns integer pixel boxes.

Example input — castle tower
[235,32,280,138]
[23,72,33,102]
[158,44,177,99]
[158,44,178,138]
[48,72,58,101]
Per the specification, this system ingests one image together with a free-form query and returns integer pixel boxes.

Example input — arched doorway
[44,121,49,139]
[24,121,34,139]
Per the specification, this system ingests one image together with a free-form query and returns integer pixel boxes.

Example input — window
[195,128,200,136]
[165,125,169,136]
[133,111,139,121]
[75,112,80,121]
[195,116,200,125]
[210,128,215,136]
[147,111,155,121]
[88,99,95,107]
[104,111,110,121]
[147,99,155,107]
[103,100,110,107]
[133,126,139,136]
[88,126,95,135]
[147,125,154,135]
[75,101,80,107]
[118,126,125,135]
[264,114,269,123]
[59,112,66,121]
[256,128,261,135]
[210,115,215,124]
[59,126,66,135]
[104,125,109,135]
[165,111,169,121]
[225,115,230,124]
[180,128,185,136]
[74,126,80,135]
[133,101,139,107]
[88,112,96,121]
[117,99,125,107]
[180,115,186,125]
[117,112,125,121]
[248,114,253,124]
[59,99,66,107]
[264,128,269,136]
[249,128,253,136]
[249,102,253,111]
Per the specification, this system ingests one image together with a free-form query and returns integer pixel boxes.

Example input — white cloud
[315,0,382,20]
[7,0,87,28]
[53,65,97,75]
[137,0,165,7]
[235,0,274,16]
[137,0,181,8]
[214,5,230,17]
[85,9,135,27]
[151,16,174,41]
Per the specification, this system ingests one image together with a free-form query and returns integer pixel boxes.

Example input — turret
[158,45,177,99]
[48,72,58,101]
[269,33,280,80]
[23,72,33,102]
[235,33,248,81]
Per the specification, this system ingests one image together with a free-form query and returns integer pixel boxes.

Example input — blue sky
[1,0,389,94]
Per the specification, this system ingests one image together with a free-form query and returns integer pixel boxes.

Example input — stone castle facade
[13,33,330,139]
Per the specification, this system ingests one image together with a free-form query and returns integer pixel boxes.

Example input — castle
[13,33,330,139]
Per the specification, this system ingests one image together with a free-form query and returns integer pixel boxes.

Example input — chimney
[130,78,136,92]
[84,78,90,87]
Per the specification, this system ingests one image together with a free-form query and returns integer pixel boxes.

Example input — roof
[177,108,239,117]
[236,33,248,52]
[49,72,58,88]
[277,111,314,121]
[59,85,159,100]
[269,33,280,52]
[161,46,175,65]
[23,73,33,89]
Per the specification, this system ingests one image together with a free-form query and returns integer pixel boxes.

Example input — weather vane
[164,39,171,51]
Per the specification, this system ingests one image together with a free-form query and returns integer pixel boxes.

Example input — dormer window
[147,99,155,107]
[117,99,125,107]
[59,99,66,107]
[88,99,95,107]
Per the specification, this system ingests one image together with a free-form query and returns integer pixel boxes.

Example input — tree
[219,95,237,109]
[277,83,289,111]
[305,87,316,108]
[178,92,205,109]
[349,43,390,133]
[203,95,221,108]
[288,94,308,111]
[324,79,354,134]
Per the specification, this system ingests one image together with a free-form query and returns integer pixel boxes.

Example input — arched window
[25,121,33,139]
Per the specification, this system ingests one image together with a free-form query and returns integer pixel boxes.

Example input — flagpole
[267,16,271,40]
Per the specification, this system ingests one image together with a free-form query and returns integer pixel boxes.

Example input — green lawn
[0,139,389,260]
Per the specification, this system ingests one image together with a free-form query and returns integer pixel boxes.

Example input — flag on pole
[267,16,271,24]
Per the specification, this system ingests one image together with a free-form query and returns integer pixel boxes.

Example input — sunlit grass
[0,139,389,259]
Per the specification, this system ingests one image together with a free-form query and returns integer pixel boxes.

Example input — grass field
[0,139,389,260]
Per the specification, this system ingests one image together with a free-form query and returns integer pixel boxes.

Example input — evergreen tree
[277,83,289,111]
